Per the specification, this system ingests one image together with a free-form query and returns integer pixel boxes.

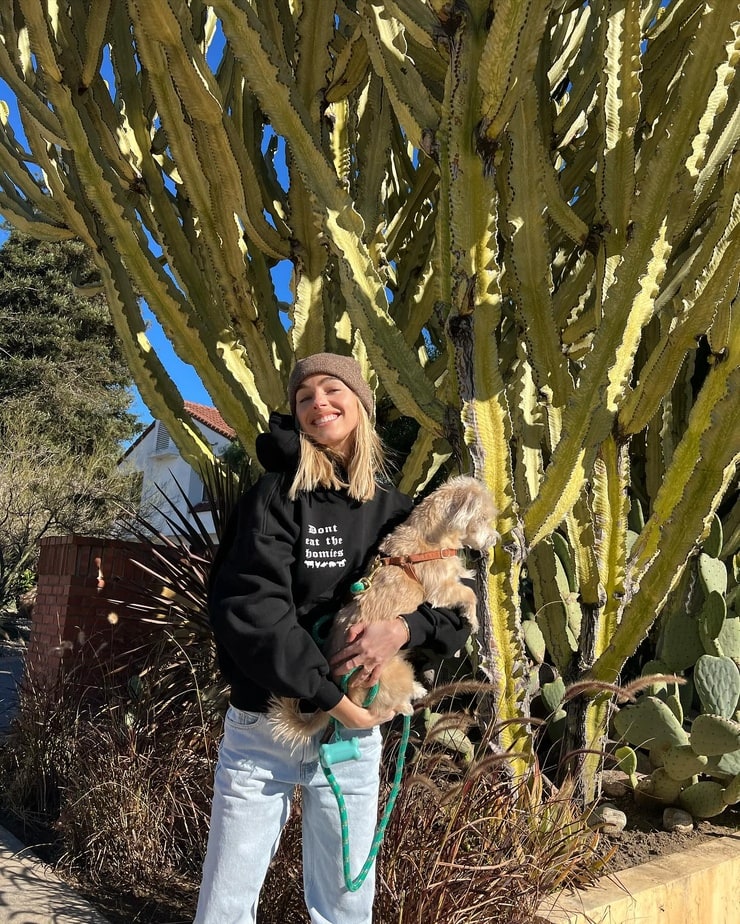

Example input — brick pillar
[28,535,162,690]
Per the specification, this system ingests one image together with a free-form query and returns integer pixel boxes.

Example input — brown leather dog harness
[351,548,461,594]
[378,548,460,583]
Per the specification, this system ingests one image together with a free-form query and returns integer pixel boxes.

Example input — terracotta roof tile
[183,402,237,440]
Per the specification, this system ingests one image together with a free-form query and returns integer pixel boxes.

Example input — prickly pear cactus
[612,517,740,818]
[689,714,740,757]
[679,781,729,819]
[693,655,740,719]
[612,696,689,752]
[662,745,708,782]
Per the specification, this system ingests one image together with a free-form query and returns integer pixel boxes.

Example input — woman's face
[294,374,360,457]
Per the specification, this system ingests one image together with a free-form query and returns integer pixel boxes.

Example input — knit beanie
[288,352,374,418]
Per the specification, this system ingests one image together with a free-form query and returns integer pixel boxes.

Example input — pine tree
[0,231,138,455]
[0,231,141,609]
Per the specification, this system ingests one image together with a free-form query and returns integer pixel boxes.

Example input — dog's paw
[411,681,427,701]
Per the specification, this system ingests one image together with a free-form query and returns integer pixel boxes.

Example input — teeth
[314,414,338,425]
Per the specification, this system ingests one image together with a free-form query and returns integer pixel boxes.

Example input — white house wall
[120,419,232,538]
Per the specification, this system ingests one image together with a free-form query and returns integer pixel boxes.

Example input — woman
[195,353,471,924]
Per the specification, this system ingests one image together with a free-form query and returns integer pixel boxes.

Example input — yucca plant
[1,0,738,801]
[107,454,254,725]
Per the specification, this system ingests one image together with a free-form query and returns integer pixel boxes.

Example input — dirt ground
[595,792,740,873]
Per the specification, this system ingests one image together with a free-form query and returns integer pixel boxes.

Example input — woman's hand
[328,619,408,686]
[328,695,395,730]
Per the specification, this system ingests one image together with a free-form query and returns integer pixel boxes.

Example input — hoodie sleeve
[400,577,476,656]
[209,475,343,711]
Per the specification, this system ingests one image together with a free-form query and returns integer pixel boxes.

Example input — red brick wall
[28,535,162,689]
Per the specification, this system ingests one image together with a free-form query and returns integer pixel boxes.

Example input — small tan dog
[268,475,499,746]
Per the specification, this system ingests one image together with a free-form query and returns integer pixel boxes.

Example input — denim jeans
[194,706,382,924]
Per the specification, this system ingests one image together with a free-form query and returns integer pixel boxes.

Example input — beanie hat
[288,352,374,418]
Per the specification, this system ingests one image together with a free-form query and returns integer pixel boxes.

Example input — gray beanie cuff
[288,353,374,418]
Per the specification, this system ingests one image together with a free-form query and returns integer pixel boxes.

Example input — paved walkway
[0,824,110,923]
[1,645,110,922]
[0,653,23,735]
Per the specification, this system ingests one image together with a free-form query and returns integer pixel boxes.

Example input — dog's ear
[447,490,488,534]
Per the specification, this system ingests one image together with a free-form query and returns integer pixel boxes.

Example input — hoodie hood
[255,411,301,473]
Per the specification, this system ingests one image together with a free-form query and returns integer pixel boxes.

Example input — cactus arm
[465,312,529,754]
[325,25,370,104]
[289,245,328,358]
[544,405,601,611]
[553,252,595,330]
[16,112,92,244]
[504,88,572,407]
[289,5,342,358]
[0,193,71,239]
[510,344,545,506]
[0,18,65,144]
[620,197,740,435]
[16,0,62,83]
[381,0,439,50]
[679,22,740,229]
[548,3,592,90]
[384,155,438,264]
[359,0,440,147]
[353,77,394,265]
[397,429,451,498]
[21,8,275,447]
[528,538,577,677]
[534,120,590,247]
[592,319,740,683]
[80,0,113,90]
[439,16,529,755]
[0,111,71,236]
[392,224,438,347]
[592,434,630,646]
[247,250,294,377]
[477,0,551,144]
[526,2,740,546]
[294,1,335,118]
[106,7,216,306]
[96,249,221,467]
[0,111,66,222]
[564,499,601,609]
[129,0,287,267]
[695,90,740,211]
[597,0,642,250]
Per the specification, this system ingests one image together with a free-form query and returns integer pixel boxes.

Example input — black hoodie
[209,413,471,713]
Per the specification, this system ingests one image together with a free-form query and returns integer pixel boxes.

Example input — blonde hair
[288,400,388,502]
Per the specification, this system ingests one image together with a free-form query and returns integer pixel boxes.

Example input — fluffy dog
[268,475,499,746]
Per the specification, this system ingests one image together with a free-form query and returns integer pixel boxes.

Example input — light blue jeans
[194,706,382,924]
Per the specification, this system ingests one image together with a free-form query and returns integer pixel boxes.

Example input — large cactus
[1,1,738,798]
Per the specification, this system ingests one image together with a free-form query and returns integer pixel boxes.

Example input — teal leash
[318,669,411,892]
[312,609,411,892]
